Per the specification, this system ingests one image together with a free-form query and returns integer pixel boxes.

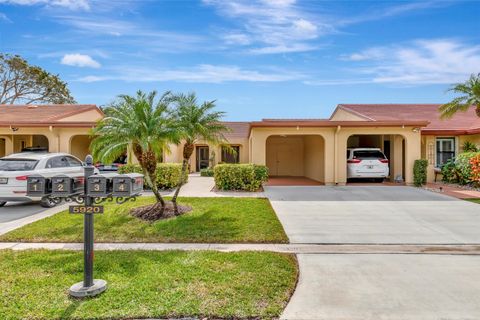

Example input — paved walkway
[159,174,265,197]
[426,182,480,199]
[0,204,68,236]
[282,254,480,320]
[2,242,480,254]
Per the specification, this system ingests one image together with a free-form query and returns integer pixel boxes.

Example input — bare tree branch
[0,53,76,105]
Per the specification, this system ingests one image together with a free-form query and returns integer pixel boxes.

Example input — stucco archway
[69,135,93,160]
[344,133,408,183]
[266,134,325,184]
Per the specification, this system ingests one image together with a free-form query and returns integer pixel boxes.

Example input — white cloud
[77,64,303,83]
[0,0,90,10]
[204,0,328,54]
[61,53,100,68]
[335,39,480,85]
[0,12,11,22]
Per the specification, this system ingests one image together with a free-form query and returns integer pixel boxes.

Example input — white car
[347,148,389,182]
[0,152,94,208]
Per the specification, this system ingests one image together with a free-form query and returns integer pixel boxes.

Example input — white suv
[347,148,389,182]
[0,152,90,208]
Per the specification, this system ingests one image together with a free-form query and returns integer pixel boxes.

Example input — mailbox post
[26,155,144,298]
[68,155,107,298]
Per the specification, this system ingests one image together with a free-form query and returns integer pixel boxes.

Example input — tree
[171,93,230,214]
[91,90,179,214]
[439,73,480,119]
[0,53,76,104]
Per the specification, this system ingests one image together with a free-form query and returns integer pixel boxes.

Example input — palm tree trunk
[135,146,165,213]
[172,143,194,214]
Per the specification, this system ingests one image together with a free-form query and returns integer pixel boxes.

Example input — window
[221,145,240,164]
[436,137,456,167]
[0,159,38,171]
[46,156,69,169]
[66,156,82,167]
[353,150,387,160]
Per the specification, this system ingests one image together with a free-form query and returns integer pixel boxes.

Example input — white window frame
[435,137,456,167]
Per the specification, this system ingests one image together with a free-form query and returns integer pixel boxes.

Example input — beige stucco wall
[164,137,250,172]
[304,135,324,182]
[266,136,305,176]
[422,134,480,183]
[250,126,421,185]
[0,127,93,160]
[330,108,368,121]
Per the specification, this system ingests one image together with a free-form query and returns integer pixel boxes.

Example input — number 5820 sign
[69,205,104,214]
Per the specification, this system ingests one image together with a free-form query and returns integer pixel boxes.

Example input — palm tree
[91,90,179,213]
[170,92,230,214]
[439,73,480,118]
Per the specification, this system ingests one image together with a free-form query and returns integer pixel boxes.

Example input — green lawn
[0,197,288,243]
[0,249,297,319]
[466,198,480,204]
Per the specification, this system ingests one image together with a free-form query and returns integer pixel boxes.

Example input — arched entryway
[266,134,325,185]
[70,135,93,160]
[346,134,406,183]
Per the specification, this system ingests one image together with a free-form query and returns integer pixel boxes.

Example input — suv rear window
[0,159,38,171]
[353,150,386,160]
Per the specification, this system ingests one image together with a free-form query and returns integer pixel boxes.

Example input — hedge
[441,151,480,186]
[214,164,269,191]
[118,163,188,189]
[413,159,428,187]
[200,168,214,177]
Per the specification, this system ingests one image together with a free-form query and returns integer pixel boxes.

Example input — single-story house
[1,103,478,185]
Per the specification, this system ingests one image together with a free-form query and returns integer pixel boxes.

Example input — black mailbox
[51,174,85,197]
[112,173,144,197]
[87,173,117,197]
[26,174,51,197]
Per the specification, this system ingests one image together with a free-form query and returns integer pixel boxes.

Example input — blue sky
[1,0,479,120]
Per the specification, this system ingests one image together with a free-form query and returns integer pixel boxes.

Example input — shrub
[441,159,459,183]
[214,164,269,191]
[455,152,479,185]
[413,159,428,187]
[469,154,480,186]
[118,163,187,189]
[462,141,478,152]
[200,168,214,177]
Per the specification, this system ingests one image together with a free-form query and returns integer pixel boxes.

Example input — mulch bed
[130,201,192,221]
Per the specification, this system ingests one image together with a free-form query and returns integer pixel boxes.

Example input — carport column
[335,129,348,186]
[4,136,13,156]
[404,131,422,185]
[323,130,336,185]
[391,135,404,182]
[249,130,267,165]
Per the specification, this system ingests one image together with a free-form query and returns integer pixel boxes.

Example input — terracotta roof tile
[339,104,480,132]
[222,122,250,139]
[0,104,100,124]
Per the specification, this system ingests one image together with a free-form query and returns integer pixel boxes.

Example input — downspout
[334,125,341,185]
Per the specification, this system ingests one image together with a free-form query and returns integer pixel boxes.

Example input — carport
[265,134,325,185]
[347,134,406,182]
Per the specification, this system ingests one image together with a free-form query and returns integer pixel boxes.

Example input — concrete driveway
[282,254,480,320]
[0,201,47,223]
[265,186,480,244]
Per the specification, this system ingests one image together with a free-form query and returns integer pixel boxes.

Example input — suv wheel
[40,197,56,208]
[0,201,6,207]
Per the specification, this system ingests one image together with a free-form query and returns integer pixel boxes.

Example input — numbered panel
[51,174,85,197]
[26,175,51,197]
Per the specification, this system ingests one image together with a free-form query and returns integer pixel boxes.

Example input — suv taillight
[379,159,389,163]
[347,159,362,164]
[15,175,28,181]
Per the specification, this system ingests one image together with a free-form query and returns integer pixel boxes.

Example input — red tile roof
[0,104,102,126]
[222,122,250,139]
[338,104,480,134]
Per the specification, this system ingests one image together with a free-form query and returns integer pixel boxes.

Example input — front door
[196,146,209,171]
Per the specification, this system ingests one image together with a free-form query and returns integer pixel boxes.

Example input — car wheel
[0,201,6,207]
[40,197,56,208]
